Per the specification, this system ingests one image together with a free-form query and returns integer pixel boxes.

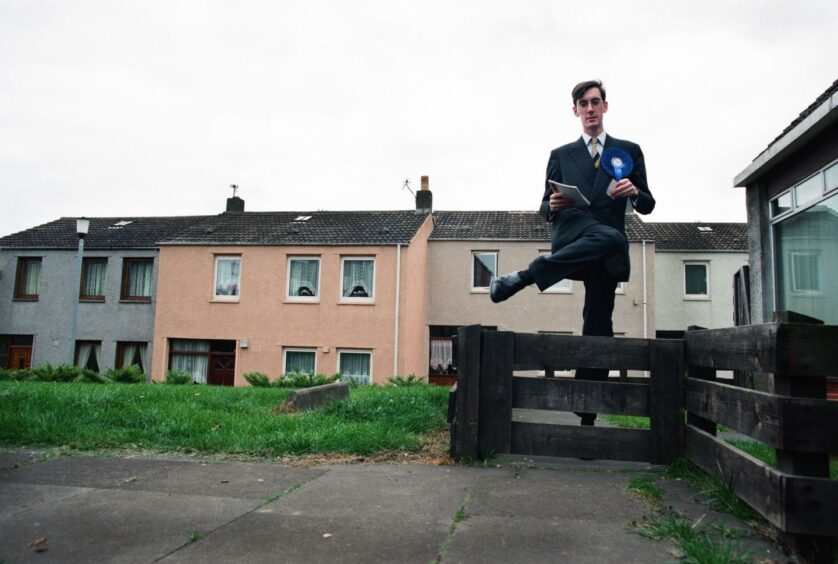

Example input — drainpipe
[642,239,649,339]
[393,244,402,377]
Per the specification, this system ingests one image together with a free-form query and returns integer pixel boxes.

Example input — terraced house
[0,216,204,372]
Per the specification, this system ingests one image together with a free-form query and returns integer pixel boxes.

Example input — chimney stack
[226,196,245,212]
[415,175,432,213]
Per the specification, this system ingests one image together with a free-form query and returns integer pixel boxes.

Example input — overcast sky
[2,1,837,237]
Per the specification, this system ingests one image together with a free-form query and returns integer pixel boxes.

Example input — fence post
[772,318,833,564]
[478,330,514,458]
[450,325,482,460]
[649,339,685,464]
[685,325,717,436]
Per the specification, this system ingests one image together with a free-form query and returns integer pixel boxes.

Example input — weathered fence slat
[512,332,651,371]
[477,330,514,457]
[649,339,685,464]
[511,422,650,462]
[512,376,649,416]
[686,378,838,452]
[450,325,481,460]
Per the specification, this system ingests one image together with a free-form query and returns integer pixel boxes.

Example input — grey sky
[2,1,837,237]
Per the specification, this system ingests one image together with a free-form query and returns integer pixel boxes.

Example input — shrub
[388,374,425,387]
[31,363,80,382]
[75,369,111,384]
[165,370,193,385]
[244,371,271,387]
[273,372,340,389]
[105,364,146,384]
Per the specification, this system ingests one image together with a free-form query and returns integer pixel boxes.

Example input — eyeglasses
[576,98,603,109]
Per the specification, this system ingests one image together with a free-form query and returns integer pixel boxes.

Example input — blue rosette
[601,147,633,181]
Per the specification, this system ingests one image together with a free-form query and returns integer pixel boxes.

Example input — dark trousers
[527,223,622,422]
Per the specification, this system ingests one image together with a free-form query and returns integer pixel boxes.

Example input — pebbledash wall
[151,219,433,386]
[0,247,161,369]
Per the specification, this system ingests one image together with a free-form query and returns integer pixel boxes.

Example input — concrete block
[275,382,349,413]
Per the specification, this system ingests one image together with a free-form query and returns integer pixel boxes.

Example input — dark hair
[572,80,606,105]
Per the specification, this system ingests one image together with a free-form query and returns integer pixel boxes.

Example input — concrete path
[0,450,786,563]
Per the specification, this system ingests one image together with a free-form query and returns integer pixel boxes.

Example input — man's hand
[608,178,640,199]
[549,190,575,212]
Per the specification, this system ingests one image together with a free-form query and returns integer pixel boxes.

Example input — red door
[208,353,235,386]
[9,346,32,370]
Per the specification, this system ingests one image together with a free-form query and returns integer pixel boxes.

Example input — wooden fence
[448,320,838,563]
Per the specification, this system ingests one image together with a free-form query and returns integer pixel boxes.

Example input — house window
[472,251,497,290]
[338,350,372,384]
[287,257,320,300]
[341,257,375,299]
[214,256,241,300]
[615,281,627,294]
[14,257,42,300]
[116,341,148,372]
[121,258,153,302]
[283,348,316,375]
[80,258,107,301]
[794,173,823,208]
[770,191,792,218]
[684,262,709,298]
[538,251,572,293]
[790,252,821,293]
[75,340,102,372]
[169,339,236,385]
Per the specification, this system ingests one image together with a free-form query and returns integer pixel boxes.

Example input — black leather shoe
[490,273,526,303]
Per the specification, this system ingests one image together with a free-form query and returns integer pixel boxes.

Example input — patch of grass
[639,515,752,563]
[0,381,450,457]
[600,415,650,429]
[187,532,202,544]
[663,458,761,523]
[627,474,664,504]
[726,439,838,479]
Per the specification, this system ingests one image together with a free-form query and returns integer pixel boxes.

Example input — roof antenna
[402,179,415,198]
[230,184,239,197]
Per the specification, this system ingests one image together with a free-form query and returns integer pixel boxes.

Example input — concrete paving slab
[468,467,644,521]
[0,455,182,489]
[161,511,451,564]
[0,487,261,564]
[441,515,672,564]
[0,450,44,471]
[0,482,92,519]
[270,464,497,522]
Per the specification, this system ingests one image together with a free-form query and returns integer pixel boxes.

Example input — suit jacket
[539,134,655,282]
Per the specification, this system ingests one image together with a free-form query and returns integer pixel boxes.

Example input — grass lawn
[0,381,451,459]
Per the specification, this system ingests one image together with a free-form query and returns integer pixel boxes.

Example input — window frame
[340,256,376,303]
[213,255,242,302]
[79,257,108,302]
[283,348,317,375]
[120,258,154,302]
[471,251,498,292]
[74,339,102,372]
[337,349,372,384]
[13,257,42,301]
[683,261,710,300]
[789,251,822,295]
[115,341,148,372]
[286,256,321,302]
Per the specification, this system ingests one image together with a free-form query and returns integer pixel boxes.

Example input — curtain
[83,261,107,296]
[77,343,92,368]
[289,259,319,297]
[215,258,240,296]
[170,340,209,383]
[340,352,370,383]
[122,344,137,368]
[138,344,148,374]
[684,264,707,295]
[127,261,153,297]
[429,339,453,372]
[285,351,315,374]
[342,259,374,297]
[23,261,41,294]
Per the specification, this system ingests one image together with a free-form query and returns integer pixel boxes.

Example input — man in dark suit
[490,79,655,425]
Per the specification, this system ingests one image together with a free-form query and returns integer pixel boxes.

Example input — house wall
[655,251,749,331]
[396,217,433,379]
[0,248,159,368]
[152,226,432,385]
[426,240,655,338]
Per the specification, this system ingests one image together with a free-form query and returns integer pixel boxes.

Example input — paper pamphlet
[548,180,590,208]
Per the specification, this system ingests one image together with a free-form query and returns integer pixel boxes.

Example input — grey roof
[0,216,208,250]
[760,78,838,157]
[159,211,431,246]
[429,211,746,251]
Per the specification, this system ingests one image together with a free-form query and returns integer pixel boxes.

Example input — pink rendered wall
[152,218,432,385]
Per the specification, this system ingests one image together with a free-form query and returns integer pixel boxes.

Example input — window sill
[470,288,490,294]
[338,299,375,305]
[211,298,240,303]
[683,295,711,301]
[79,297,106,303]
[285,298,321,304]
[540,290,573,295]
[13,297,39,302]
[120,298,152,304]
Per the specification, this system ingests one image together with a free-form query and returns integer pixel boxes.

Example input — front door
[9,346,32,370]
[208,353,235,386]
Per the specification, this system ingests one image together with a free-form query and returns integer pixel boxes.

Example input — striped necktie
[591,138,601,169]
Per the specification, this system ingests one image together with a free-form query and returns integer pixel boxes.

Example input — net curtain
[342,259,374,297]
[76,342,101,370]
[23,261,41,294]
[215,259,240,296]
[289,259,319,297]
[170,340,209,384]
[83,261,107,296]
[127,261,153,297]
